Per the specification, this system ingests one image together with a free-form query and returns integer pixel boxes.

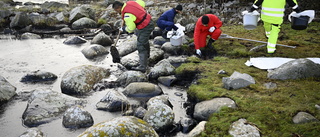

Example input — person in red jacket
[193,14,222,59]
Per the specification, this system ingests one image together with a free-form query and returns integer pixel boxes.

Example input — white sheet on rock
[245,57,320,70]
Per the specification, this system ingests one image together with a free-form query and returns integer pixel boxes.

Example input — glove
[196,49,202,56]
[293,6,301,13]
[250,6,257,12]
[209,27,215,32]
[119,26,128,34]
[173,25,178,31]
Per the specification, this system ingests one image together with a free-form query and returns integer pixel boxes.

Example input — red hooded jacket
[194,14,223,49]
[121,1,151,29]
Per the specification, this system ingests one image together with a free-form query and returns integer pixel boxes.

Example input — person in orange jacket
[193,14,222,59]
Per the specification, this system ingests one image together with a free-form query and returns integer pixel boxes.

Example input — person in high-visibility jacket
[250,0,301,54]
[194,14,222,59]
[113,1,154,72]
[157,5,183,39]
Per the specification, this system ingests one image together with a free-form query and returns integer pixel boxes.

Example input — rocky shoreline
[1,0,320,137]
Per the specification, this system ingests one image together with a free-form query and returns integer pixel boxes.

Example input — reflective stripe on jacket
[121,1,151,30]
[253,0,298,24]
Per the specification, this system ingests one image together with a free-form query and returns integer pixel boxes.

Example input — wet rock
[222,71,255,90]
[116,70,148,87]
[157,75,177,87]
[143,103,175,132]
[133,106,147,119]
[78,116,158,137]
[54,12,65,23]
[292,112,319,124]
[19,128,44,137]
[161,42,181,55]
[268,59,320,80]
[62,105,93,129]
[148,59,175,80]
[179,116,197,133]
[149,46,165,65]
[147,95,172,109]
[20,70,57,83]
[61,65,110,95]
[120,51,140,69]
[81,44,109,59]
[117,35,137,57]
[63,36,87,45]
[0,75,16,102]
[167,55,188,67]
[21,32,41,39]
[153,36,167,46]
[96,90,129,112]
[0,9,13,19]
[29,14,57,28]
[71,17,97,30]
[22,88,85,127]
[229,118,260,137]
[69,5,95,23]
[122,82,163,98]
[10,12,32,29]
[193,97,237,121]
[90,32,113,46]
[187,121,207,137]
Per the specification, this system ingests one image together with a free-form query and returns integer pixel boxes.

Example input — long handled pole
[220,34,296,48]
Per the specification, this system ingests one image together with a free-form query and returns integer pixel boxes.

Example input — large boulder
[148,59,176,80]
[0,75,16,103]
[78,116,159,137]
[268,58,320,80]
[143,103,175,132]
[96,90,129,112]
[10,12,32,29]
[71,17,97,30]
[117,35,138,57]
[222,71,255,90]
[193,97,237,121]
[22,88,85,127]
[62,105,93,129]
[122,82,163,98]
[69,5,95,23]
[116,70,148,87]
[19,128,44,137]
[81,44,109,59]
[61,65,110,95]
[229,119,260,137]
[91,32,113,47]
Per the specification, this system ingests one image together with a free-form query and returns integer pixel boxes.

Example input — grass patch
[176,22,320,136]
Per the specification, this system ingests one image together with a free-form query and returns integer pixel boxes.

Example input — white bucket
[243,14,258,30]
[170,36,183,46]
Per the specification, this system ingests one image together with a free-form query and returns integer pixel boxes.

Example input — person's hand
[293,6,301,13]
[196,49,202,56]
[209,27,215,32]
[250,6,257,12]
[119,26,128,34]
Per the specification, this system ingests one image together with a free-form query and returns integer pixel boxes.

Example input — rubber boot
[207,38,217,58]
[132,53,148,73]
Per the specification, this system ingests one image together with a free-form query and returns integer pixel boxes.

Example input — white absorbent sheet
[245,57,320,70]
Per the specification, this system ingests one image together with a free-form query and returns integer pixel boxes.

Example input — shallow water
[0,37,188,136]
